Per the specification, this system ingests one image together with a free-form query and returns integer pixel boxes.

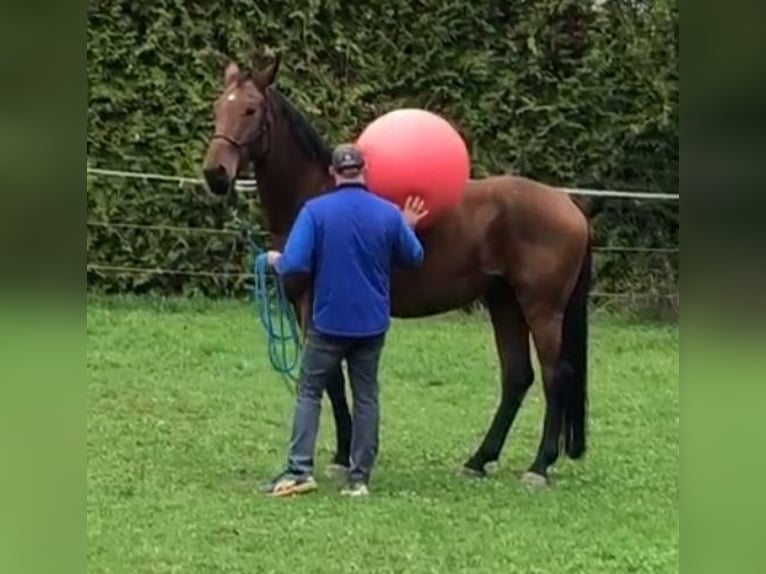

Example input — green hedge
[87,0,678,302]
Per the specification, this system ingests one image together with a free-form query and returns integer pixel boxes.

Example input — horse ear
[224,61,240,86]
[252,53,281,89]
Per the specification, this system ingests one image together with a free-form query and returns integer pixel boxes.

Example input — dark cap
[331,143,365,172]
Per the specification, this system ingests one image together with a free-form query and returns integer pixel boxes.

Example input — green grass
[87,297,678,574]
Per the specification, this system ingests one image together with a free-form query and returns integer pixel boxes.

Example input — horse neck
[250,99,332,242]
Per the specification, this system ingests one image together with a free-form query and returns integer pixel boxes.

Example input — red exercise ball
[356,109,470,228]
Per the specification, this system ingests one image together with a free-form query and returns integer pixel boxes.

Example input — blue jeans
[286,329,385,484]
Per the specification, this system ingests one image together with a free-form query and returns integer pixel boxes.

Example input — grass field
[87,297,678,574]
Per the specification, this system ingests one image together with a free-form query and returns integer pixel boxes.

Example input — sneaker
[261,470,317,497]
[340,481,369,497]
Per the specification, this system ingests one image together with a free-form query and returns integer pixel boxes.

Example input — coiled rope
[252,252,302,389]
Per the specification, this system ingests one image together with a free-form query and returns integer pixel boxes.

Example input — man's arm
[392,213,424,268]
[274,206,316,275]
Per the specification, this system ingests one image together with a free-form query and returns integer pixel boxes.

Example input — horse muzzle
[202,165,234,196]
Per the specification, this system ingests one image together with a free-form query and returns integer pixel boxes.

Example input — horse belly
[389,267,490,318]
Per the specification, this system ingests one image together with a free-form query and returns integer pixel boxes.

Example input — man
[262,143,428,497]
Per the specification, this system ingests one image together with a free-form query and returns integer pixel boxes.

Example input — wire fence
[85,219,679,254]
[86,167,680,200]
[86,263,254,280]
[86,167,679,302]
[85,262,677,301]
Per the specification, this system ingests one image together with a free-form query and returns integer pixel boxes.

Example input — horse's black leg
[325,365,352,468]
[288,282,352,469]
[527,245,591,483]
[464,284,533,476]
[525,384,564,484]
[523,312,566,486]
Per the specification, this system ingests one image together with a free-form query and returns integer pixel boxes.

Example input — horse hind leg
[522,310,566,487]
[464,282,534,477]
[523,252,591,486]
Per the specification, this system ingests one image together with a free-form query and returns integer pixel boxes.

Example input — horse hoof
[461,465,486,479]
[520,471,548,488]
[325,463,349,481]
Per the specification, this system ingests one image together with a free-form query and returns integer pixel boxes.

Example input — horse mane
[270,87,333,165]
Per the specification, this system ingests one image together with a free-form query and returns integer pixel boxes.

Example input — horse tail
[559,236,592,460]
[571,195,606,220]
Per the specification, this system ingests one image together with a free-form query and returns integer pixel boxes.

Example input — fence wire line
[86,220,678,253]
[85,263,678,300]
[86,167,679,200]
[86,263,254,280]
[85,220,679,253]
[87,220,243,237]
[86,167,257,192]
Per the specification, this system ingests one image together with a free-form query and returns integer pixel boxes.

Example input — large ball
[356,109,470,227]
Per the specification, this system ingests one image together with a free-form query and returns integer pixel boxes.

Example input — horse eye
[244,107,256,116]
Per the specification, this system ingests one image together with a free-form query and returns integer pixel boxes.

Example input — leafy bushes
[87,0,678,303]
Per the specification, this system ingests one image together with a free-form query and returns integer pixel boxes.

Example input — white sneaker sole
[341,486,369,497]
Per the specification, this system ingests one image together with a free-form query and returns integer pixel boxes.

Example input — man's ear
[224,61,240,86]
[252,53,281,89]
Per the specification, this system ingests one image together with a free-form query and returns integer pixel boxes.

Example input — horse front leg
[287,276,352,472]
[325,365,352,471]
[301,298,351,473]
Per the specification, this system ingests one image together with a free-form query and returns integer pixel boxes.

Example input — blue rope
[252,252,303,388]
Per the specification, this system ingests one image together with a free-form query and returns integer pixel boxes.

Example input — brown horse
[202,55,593,486]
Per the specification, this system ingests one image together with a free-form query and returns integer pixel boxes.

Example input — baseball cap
[331,143,365,171]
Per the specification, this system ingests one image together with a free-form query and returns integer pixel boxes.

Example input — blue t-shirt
[274,184,424,337]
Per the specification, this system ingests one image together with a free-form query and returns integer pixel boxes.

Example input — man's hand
[402,196,429,228]
[266,250,282,266]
